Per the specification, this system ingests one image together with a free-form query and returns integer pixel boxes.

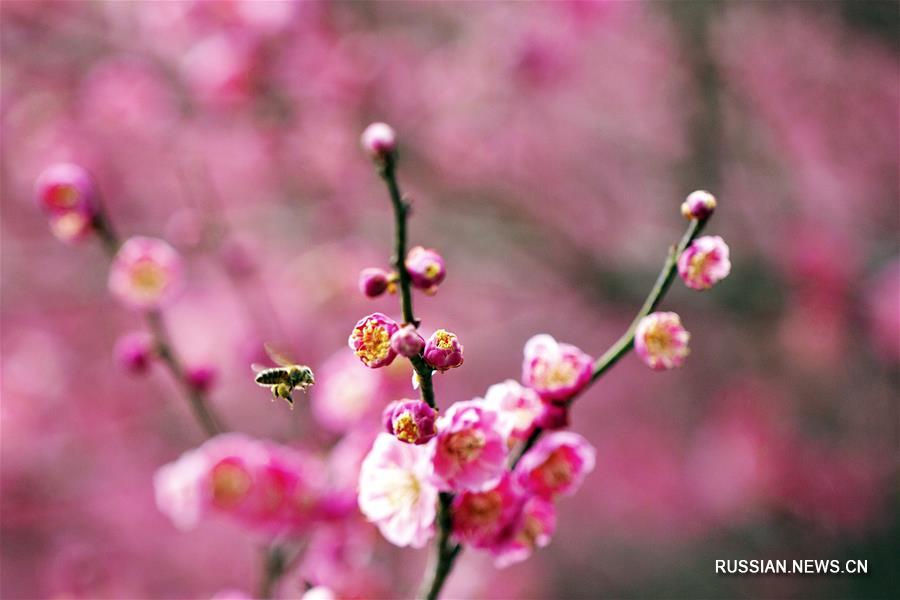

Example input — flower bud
[391,324,426,358]
[382,399,437,445]
[423,329,464,371]
[405,246,446,294]
[681,190,716,220]
[535,402,569,430]
[358,267,391,298]
[108,236,184,310]
[360,122,397,159]
[113,331,154,374]
[634,311,690,370]
[677,235,731,290]
[348,312,400,368]
[34,163,98,242]
[186,364,218,393]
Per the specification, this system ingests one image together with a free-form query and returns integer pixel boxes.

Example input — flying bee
[252,343,315,409]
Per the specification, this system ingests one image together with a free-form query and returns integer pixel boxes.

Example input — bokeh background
[1,1,898,599]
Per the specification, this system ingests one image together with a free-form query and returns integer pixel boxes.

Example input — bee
[252,344,315,409]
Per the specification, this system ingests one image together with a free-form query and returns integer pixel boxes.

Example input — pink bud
[382,399,437,445]
[358,267,391,298]
[360,122,397,158]
[423,329,464,371]
[108,236,184,310]
[113,331,155,374]
[536,402,569,430]
[405,246,446,294]
[681,190,717,220]
[186,364,218,392]
[33,163,98,242]
[390,325,425,358]
[678,235,731,291]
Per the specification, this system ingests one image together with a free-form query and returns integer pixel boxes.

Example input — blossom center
[537,448,574,489]
[130,259,168,297]
[643,326,674,357]
[49,184,80,209]
[461,490,503,526]
[434,330,455,350]
[444,429,486,463]
[387,470,421,509]
[211,461,252,508]
[354,319,391,363]
[688,250,711,280]
[535,359,577,390]
[424,261,441,278]
[393,411,420,443]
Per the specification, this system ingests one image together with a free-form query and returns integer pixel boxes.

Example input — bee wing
[251,363,267,373]
[264,342,296,368]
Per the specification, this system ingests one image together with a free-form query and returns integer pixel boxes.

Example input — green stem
[420,493,461,600]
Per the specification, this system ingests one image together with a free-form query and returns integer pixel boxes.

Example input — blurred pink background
[1,1,897,599]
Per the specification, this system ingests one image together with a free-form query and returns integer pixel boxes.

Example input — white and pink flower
[521,334,592,403]
[451,474,523,548]
[634,311,690,370]
[514,431,595,499]
[482,380,543,443]
[678,235,731,290]
[431,400,508,492]
[357,433,438,548]
[489,496,557,569]
[108,236,184,309]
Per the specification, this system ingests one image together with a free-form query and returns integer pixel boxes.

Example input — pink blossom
[423,329,464,371]
[405,246,446,294]
[431,400,508,492]
[382,399,437,445]
[482,380,543,442]
[521,334,592,403]
[186,364,217,392]
[489,496,557,568]
[390,324,426,358]
[680,189,717,220]
[113,331,154,374]
[634,311,690,370]
[108,236,184,310]
[536,402,569,431]
[357,433,437,548]
[348,313,400,369]
[154,434,324,533]
[515,431,595,498]
[451,474,523,547]
[360,122,397,158]
[677,235,731,290]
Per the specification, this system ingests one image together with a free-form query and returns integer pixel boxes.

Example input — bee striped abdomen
[255,368,291,385]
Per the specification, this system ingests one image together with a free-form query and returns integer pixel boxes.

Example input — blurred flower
[521,334,592,403]
[154,434,323,533]
[451,474,523,548]
[515,432,595,499]
[108,237,184,310]
[302,587,336,600]
[489,496,556,569]
[312,351,389,433]
[677,235,731,291]
[680,190,717,220]
[865,258,900,364]
[390,324,425,358]
[360,122,397,159]
[357,433,437,548]
[33,163,98,242]
[113,330,154,375]
[358,267,391,298]
[382,399,437,445]
[432,400,507,492]
[634,312,690,370]
[423,329,464,371]
[405,246,446,295]
[482,380,542,442]
[348,313,400,369]
[186,364,218,393]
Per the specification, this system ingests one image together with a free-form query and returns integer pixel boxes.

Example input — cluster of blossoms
[154,433,328,534]
[357,338,597,566]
